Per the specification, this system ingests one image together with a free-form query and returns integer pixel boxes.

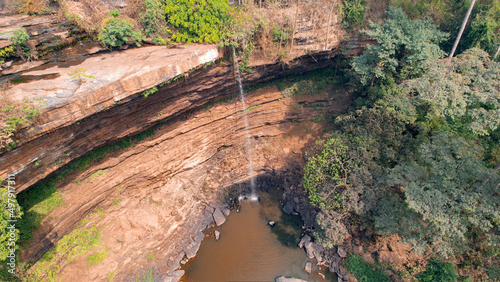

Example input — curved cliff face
[22,83,350,281]
[1,45,343,194]
[1,44,222,193]
[0,21,361,279]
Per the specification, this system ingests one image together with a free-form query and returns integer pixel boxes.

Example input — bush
[341,0,365,28]
[8,29,31,61]
[416,260,458,282]
[1,98,45,151]
[16,0,52,15]
[164,0,230,43]
[345,253,391,282]
[139,0,165,36]
[98,11,144,48]
[351,7,447,86]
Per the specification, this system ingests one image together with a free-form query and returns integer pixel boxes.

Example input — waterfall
[232,46,258,201]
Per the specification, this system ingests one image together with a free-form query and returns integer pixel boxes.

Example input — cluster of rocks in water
[161,202,231,281]
[166,175,354,282]
[280,182,353,282]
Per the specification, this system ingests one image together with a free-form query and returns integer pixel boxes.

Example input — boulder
[214,230,220,240]
[361,253,375,264]
[283,200,294,214]
[337,246,347,258]
[183,232,204,259]
[305,242,315,259]
[213,208,226,226]
[163,270,185,282]
[221,207,230,217]
[275,276,308,282]
[305,262,312,274]
[298,235,311,248]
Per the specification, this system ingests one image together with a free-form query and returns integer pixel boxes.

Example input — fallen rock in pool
[305,242,325,262]
[213,208,226,226]
[221,207,230,217]
[283,200,294,214]
[298,235,311,248]
[214,230,220,240]
[305,262,312,274]
[275,276,308,282]
[162,270,185,282]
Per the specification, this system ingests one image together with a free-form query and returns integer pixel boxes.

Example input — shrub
[351,7,447,86]
[8,29,31,61]
[139,0,165,36]
[98,11,144,48]
[345,253,391,282]
[164,0,230,43]
[1,98,45,151]
[416,260,458,282]
[341,0,366,28]
[16,0,52,15]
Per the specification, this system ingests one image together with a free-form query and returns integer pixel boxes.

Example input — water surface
[182,197,332,281]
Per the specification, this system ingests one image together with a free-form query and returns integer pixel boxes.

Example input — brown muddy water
[181,193,334,281]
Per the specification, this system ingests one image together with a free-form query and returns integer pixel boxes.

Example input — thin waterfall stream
[232,46,258,201]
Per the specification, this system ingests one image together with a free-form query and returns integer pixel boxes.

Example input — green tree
[140,0,166,37]
[98,11,144,48]
[164,0,230,43]
[351,7,448,86]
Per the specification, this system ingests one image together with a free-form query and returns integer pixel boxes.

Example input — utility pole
[493,44,500,61]
[448,0,477,61]
[324,0,336,50]
[290,0,300,53]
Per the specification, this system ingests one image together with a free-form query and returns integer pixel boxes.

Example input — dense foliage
[139,0,166,37]
[304,7,500,280]
[390,0,500,58]
[416,260,459,282]
[345,253,391,281]
[164,0,230,43]
[351,7,448,86]
[98,11,144,48]
[8,29,31,61]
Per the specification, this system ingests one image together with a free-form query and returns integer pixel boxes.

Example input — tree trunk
[290,0,300,53]
[448,0,477,61]
[324,0,336,50]
[493,44,500,61]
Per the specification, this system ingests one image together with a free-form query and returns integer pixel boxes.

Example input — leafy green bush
[1,98,45,151]
[98,11,144,48]
[487,265,500,281]
[303,137,352,210]
[164,0,230,43]
[352,7,447,86]
[416,260,458,282]
[8,29,31,60]
[140,0,165,36]
[341,0,365,28]
[345,253,391,282]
